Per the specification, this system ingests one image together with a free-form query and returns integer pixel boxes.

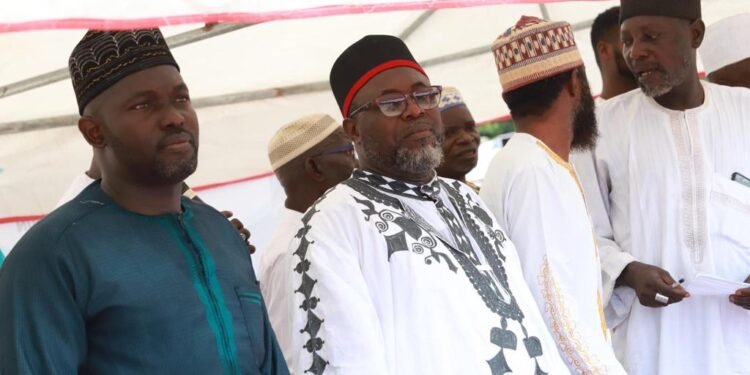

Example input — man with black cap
[0,29,288,374]
[285,34,567,374]
[586,1,750,373]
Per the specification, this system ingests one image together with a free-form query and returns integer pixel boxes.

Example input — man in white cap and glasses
[260,113,357,370]
[435,86,481,192]
[700,13,750,89]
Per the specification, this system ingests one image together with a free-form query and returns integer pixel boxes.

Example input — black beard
[571,73,598,151]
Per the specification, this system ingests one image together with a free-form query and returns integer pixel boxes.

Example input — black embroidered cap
[68,28,179,115]
[620,0,701,24]
[329,35,427,118]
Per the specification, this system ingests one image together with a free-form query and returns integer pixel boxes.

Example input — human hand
[729,275,750,310]
[222,211,256,255]
[618,261,690,308]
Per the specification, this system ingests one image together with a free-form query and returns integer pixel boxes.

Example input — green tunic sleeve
[0,231,88,374]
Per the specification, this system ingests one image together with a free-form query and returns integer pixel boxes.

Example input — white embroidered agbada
[287,169,568,375]
[589,82,750,375]
[260,207,304,373]
[481,133,625,375]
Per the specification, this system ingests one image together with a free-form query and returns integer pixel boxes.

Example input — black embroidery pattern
[349,170,548,374]
[293,198,330,374]
[441,180,548,375]
[345,179,458,273]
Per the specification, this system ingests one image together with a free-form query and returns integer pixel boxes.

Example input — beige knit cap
[268,113,341,171]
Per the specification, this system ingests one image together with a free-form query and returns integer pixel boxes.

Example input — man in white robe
[586,0,750,373]
[286,34,568,375]
[261,113,357,371]
[570,6,639,241]
[482,16,625,374]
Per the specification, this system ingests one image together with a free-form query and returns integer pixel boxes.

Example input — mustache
[157,129,196,150]
[401,120,444,142]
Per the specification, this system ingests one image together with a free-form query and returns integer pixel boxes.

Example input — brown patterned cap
[68,29,179,115]
[491,16,583,93]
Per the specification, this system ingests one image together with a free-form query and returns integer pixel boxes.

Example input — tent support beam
[539,4,551,20]
[0,22,256,100]
[399,10,436,40]
[0,19,593,135]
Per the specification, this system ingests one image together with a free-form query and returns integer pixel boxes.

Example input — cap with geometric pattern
[68,28,179,115]
[438,86,466,112]
[491,16,583,93]
[268,114,341,171]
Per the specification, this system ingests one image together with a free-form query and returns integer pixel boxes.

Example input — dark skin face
[78,65,198,214]
[306,130,358,189]
[343,67,444,184]
[621,16,705,110]
[596,26,638,99]
[435,105,479,181]
[707,57,750,89]
[277,129,357,213]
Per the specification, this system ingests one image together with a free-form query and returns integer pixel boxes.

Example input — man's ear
[343,117,361,145]
[690,19,705,49]
[596,41,611,63]
[304,157,326,183]
[565,68,581,98]
[78,116,107,148]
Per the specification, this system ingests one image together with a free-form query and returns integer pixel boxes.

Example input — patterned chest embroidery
[346,170,549,375]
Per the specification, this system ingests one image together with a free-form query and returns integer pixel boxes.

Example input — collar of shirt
[351,169,441,201]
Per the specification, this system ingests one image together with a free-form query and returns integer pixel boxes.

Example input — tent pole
[0,19,593,135]
[0,22,257,100]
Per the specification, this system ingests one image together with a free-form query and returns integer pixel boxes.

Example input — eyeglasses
[349,85,443,118]
[312,143,355,158]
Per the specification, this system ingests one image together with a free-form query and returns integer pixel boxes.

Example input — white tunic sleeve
[289,201,389,375]
[503,166,625,374]
[589,143,637,305]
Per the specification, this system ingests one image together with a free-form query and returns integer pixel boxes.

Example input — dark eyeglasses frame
[311,143,355,158]
[348,85,443,118]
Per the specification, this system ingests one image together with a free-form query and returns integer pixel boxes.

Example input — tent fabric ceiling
[0,0,745,217]
[0,0,603,32]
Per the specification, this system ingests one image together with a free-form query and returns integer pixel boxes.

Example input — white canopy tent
[0,0,745,265]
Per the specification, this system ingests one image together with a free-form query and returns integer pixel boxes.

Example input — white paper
[684,274,750,296]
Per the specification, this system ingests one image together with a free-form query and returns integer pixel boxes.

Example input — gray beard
[361,135,444,177]
[640,57,691,98]
[394,143,444,176]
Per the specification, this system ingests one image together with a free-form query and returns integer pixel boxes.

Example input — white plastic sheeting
[0,0,746,263]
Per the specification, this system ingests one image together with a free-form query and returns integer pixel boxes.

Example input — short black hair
[502,69,575,119]
[591,7,621,66]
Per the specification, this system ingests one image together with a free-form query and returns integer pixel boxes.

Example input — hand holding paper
[683,273,750,299]
[729,275,750,311]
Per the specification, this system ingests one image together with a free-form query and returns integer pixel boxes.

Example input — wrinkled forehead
[352,67,431,105]
[621,15,686,35]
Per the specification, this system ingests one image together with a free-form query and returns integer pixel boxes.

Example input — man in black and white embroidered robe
[286,35,568,375]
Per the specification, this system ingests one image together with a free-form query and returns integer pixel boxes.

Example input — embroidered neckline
[351,169,441,201]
